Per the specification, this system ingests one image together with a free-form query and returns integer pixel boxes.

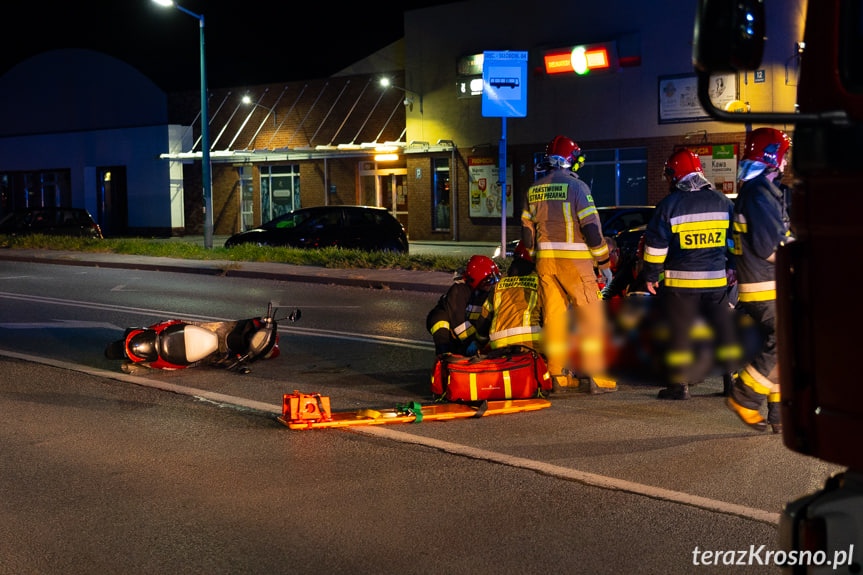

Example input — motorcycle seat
[160,323,220,364]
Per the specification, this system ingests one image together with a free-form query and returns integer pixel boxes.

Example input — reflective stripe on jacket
[732,175,788,302]
[642,185,734,291]
[521,170,608,263]
[477,273,543,350]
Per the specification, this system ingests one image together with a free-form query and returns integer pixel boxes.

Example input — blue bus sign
[482,51,528,118]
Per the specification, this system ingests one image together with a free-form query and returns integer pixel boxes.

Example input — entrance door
[358,164,408,229]
[380,172,408,230]
[97,166,128,236]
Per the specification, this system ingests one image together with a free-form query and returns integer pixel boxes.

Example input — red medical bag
[431,348,552,402]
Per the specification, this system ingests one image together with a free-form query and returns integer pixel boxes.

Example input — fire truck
[693,1,862,571]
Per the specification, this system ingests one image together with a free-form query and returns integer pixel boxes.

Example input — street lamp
[379,77,423,114]
[153,0,213,248]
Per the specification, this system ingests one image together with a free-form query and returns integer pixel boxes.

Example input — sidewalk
[0,240,504,293]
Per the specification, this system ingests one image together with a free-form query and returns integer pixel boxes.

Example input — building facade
[1,1,805,244]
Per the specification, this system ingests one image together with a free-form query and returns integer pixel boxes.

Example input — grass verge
[0,234,489,273]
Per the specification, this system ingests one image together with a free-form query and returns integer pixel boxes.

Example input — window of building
[432,157,451,231]
[0,170,71,217]
[260,165,300,222]
[577,147,647,206]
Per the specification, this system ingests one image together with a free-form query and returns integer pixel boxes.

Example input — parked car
[0,207,103,239]
[224,205,409,253]
[494,205,655,258]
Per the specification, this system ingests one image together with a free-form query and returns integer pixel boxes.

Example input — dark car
[224,205,409,253]
[495,205,655,258]
[596,205,655,258]
[0,207,103,239]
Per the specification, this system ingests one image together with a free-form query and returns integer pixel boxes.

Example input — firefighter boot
[657,383,691,400]
[726,397,767,432]
[578,376,618,394]
[767,401,782,434]
[551,375,576,395]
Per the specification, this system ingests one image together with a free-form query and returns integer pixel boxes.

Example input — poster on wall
[685,144,739,196]
[658,73,737,123]
[468,157,514,218]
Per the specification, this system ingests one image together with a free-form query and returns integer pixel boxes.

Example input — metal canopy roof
[161,73,454,163]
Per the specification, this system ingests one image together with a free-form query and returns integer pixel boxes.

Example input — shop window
[0,170,71,217]
[432,158,451,231]
[260,165,300,222]
[577,147,647,206]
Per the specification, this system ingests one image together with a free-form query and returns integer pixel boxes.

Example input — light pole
[153,0,213,248]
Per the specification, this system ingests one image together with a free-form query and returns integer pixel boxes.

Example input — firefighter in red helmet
[522,135,617,394]
[426,254,500,356]
[726,127,793,433]
[642,149,741,400]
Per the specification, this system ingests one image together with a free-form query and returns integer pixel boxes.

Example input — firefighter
[426,254,500,356]
[521,136,617,394]
[642,149,741,400]
[475,241,543,353]
[726,127,792,433]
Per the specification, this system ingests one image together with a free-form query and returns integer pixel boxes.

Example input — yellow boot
[726,397,767,432]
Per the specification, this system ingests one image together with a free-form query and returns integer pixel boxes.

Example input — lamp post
[153,0,213,248]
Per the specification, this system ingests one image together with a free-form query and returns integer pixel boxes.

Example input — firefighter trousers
[536,258,606,382]
[661,288,740,386]
[732,299,779,422]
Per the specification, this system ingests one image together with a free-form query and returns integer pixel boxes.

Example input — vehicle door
[294,208,344,248]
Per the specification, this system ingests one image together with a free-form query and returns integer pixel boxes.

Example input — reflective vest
[478,273,543,350]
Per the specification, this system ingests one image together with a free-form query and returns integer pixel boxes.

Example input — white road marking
[0,347,781,526]
[0,291,432,349]
[0,319,123,330]
[0,348,282,414]
[354,426,781,525]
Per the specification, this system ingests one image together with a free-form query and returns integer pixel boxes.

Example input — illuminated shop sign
[543,42,618,75]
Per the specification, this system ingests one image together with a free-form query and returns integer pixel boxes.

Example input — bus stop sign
[482,51,528,118]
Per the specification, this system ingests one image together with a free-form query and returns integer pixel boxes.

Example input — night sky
[1,0,451,93]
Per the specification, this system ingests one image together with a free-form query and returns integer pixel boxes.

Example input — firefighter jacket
[731,174,789,302]
[476,272,543,351]
[642,185,734,291]
[521,169,609,266]
[426,281,490,352]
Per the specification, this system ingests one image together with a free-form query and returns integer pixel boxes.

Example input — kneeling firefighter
[426,255,500,356]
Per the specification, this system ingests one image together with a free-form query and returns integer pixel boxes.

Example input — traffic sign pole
[499,117,507,258]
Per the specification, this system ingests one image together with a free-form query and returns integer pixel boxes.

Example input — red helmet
[742,127,791,168]
[464,255,501,289]
[545,136,583,170]
[663,149,704,185]
[513,240,533,263]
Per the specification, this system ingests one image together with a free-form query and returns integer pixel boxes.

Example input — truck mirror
[692,0,765,73]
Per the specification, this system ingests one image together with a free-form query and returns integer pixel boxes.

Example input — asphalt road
[0,250,852,573]
[0,358,786,575]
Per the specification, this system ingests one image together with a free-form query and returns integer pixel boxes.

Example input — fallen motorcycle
[105,302,300,374]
